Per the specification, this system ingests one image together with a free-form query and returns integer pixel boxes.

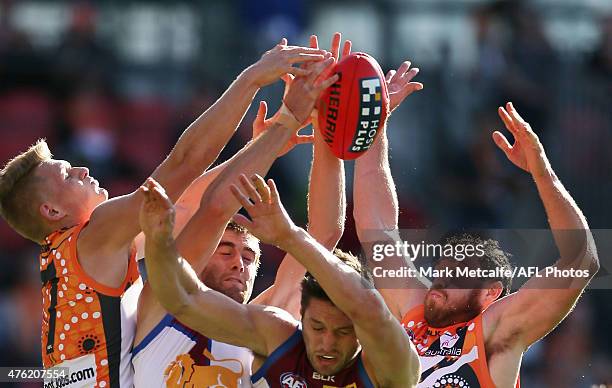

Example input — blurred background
[0,0,610,386]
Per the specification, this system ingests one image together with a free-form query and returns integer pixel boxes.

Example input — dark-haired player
[356,102,599,387]
[139,175,420,388]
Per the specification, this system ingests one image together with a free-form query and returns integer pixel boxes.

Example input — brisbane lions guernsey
[251,329,374,388]
[40,223,140,387]
[132,313,253,387]
[401,305,520,388]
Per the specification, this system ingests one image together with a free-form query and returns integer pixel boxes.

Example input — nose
[75,167,90,180]
[320,331,337,352]
[229,251,245,273]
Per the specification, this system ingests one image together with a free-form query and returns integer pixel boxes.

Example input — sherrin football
[317,52,389,160]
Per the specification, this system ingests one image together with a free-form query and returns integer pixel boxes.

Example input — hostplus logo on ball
[350,77,383,153]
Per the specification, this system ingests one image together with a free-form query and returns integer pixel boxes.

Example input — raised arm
[176,56,339,269]
[139,178,297,357]
[252,33,348,316]
[232,176,420,387]
[81,41,327,258]
[353,61,425,319]
[485,102,599,349]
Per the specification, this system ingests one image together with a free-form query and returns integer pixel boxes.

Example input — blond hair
[0,139,52,243]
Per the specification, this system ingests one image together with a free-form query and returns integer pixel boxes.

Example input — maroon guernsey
[251,328,375,388]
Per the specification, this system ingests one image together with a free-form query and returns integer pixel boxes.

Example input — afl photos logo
[280,372,308,388]
[350,77,383,153]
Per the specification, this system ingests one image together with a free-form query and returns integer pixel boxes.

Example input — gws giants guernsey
[132,314,253,387]
[40,223,140,387]
[401,305,520,388]
[251,329,374,388]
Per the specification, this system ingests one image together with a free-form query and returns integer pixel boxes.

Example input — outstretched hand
[492,102,550,177]
[386,61,423,112]
[139,178,176,242]
[249,38,327,88]
[282,53,338,124]
[230,174,298,248]
[251,100,314,157]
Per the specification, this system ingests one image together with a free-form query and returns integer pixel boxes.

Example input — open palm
[492,102,549,177]
[230,174,297,247]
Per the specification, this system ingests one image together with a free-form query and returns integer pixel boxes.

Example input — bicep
[82,191,143,253]
[488,262,591,348]
[180,292,295,357]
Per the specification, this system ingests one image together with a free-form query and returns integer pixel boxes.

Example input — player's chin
[313,360,343,377]
[223,286,247,304]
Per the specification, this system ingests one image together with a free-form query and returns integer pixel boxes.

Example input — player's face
[200,229,259,304]
[36,159,108,222]
[302,298,360,377]
[424,258,486,328]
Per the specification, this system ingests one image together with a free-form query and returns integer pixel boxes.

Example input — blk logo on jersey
[312,371,335,382]
[280,372,308,388]
[349,77,383,153]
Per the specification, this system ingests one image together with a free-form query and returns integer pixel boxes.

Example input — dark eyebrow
[336,325,354,332]
[309,317,323,325]
[218,241,257,256]
[243,246,257,256]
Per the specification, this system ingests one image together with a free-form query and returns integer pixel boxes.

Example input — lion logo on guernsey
[164,348,243,388]
[280,372,308,388]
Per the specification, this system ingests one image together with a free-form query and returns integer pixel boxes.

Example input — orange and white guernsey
[40,223,141,388]
[401,305,519,388]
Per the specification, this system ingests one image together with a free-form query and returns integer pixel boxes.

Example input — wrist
[240,65,263,89]
[277,103,302,130]
[277,226,308,253]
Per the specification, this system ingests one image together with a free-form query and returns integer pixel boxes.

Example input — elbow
[314,226,344,250]
[198,188,234,221]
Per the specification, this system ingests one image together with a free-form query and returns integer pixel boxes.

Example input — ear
[40,202,67,222]
[483,281,504,307]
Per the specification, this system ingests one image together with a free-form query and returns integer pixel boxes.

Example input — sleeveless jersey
[251,329,374,388]
[132,313,253,387]
[40,223,140,387]
[401,305,519,388]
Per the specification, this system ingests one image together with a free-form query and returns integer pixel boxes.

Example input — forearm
[533,167,598,270]
[199,123,294,219]
[152,70,259,200]
[280,228,385,322]
[353,127,398,237]
[144,234,201,315]
[308,130,345,247]
[264,134,346,313]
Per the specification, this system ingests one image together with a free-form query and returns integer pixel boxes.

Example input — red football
[317,52,389,160]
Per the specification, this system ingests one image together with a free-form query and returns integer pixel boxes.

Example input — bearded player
[356,102,599,387]
[132,36,345,387]
[139,173,420,388]
[0,40,326,387]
